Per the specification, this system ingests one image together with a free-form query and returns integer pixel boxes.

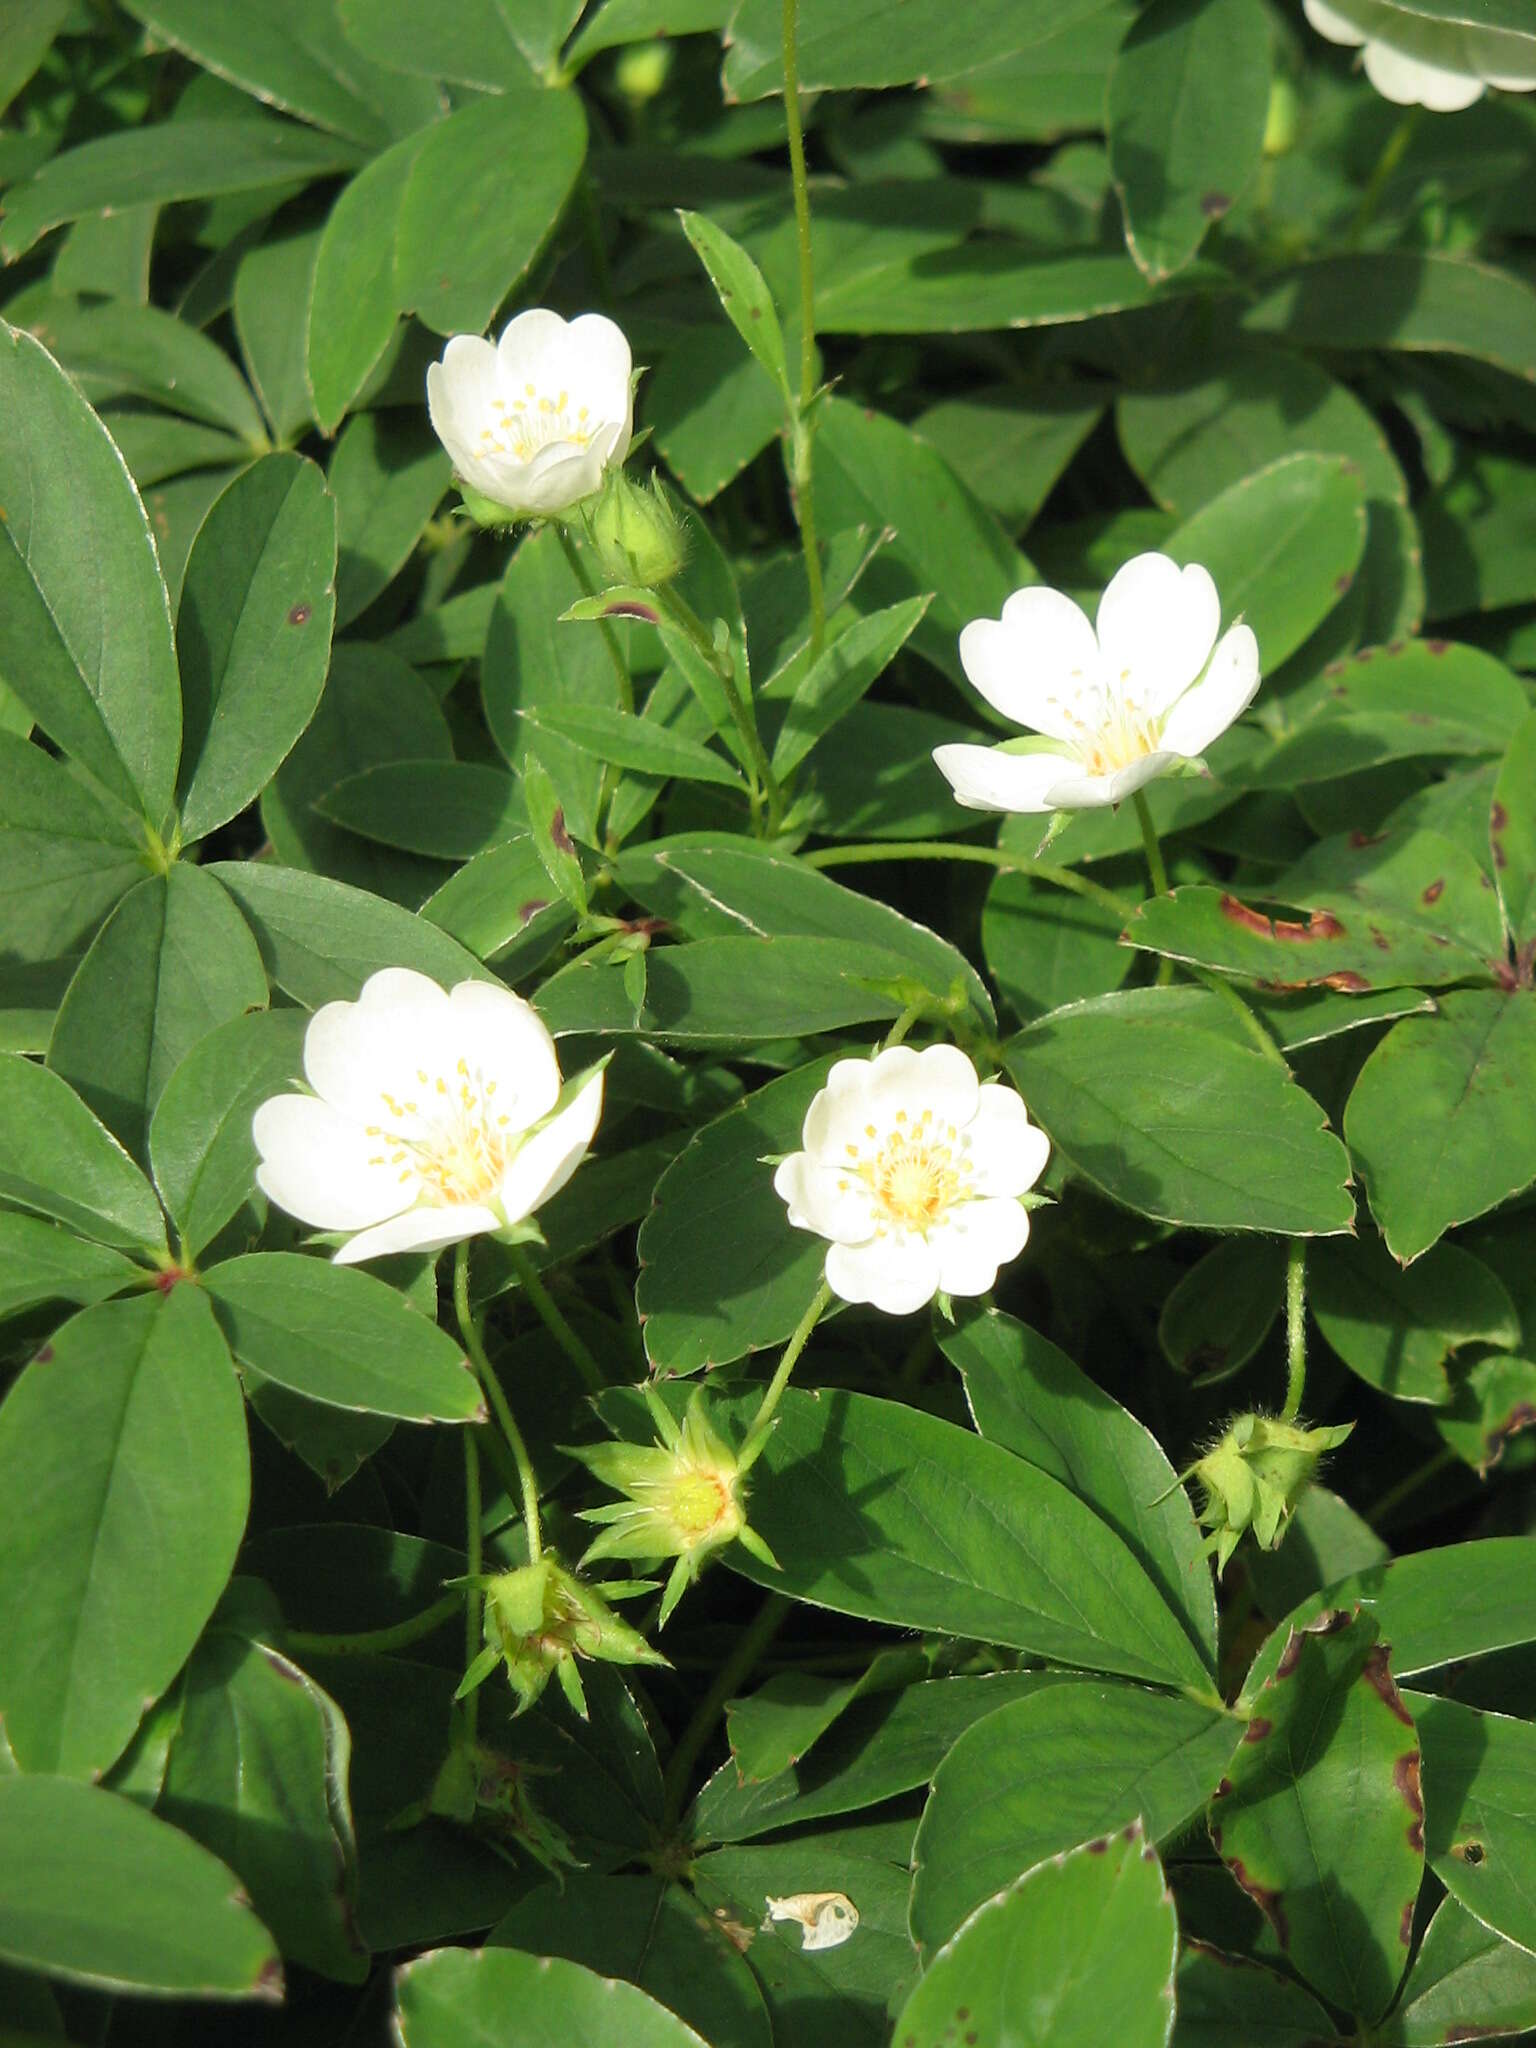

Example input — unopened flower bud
[456,1555,666,1719]
[582,469,689,590]
[1188,1412,1354,1572]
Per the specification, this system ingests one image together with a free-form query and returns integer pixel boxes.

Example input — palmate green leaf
[0,1287,248,1777]
[1411,1691,1536,1957]
[161,1615,366,1983]
[941,1305,1217,1675]
[1107,0,1270,282]
[395,1945,710,2047]
[491,1875,772,2048]
[0,733,145,962]
[722,0,1112,98]
[1492,708,1536,947]
[0,119,362,261]
[0,1053,167,1254]
[394,88,587,337]
[0,1213,140,1325]
[177,453,337,842]
[28,297,266,444]
[1380,1895,1536,2047]
[329,411,449,629]
[1006,991,1356,1235]
[0,1776,280,1999]
[47,866,267,1164]
[770,596,929,776]
[1210,1610,1423,2024]
[1242,1540,1536,1702]
[203,1253,484,1422]
[896,1827,1178,2048]
[1171,1942,1342,2047]
[0,324,180,825]
[1311,1238,1519,1405]
[319,761,530,859]
[1346,992,1536,1263]
[706,1384,1214,1689]
[1162,452,1368,672]
[679,209,793,406]
[910,1681,1235,1956]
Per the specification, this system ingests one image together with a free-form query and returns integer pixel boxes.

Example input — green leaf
[1246,252,1536,386]
[0,1776,280,1998]
[522,704,748,790]
[634,1055,834,1374]
[817,248,1213,338]
[1006,991,1356,1235]
[915,386,1104,535]
[1412,1690,1536,1957]
[148,1007,308,1257]
[981,868,1134,1022]
[1422,452,1536,619]
[422,835,575,975]
[0,0,68,117]
[1492,709,1536,947]
[0,1213,139,1324]
[0,732,144,962]
[47,867,267,1164]
[0,118,361,261]
[1171,1942,1342,2047]
[1211,1611,1423,2022]
[910,1681,1235,1955]
[709,1384,1214,1689]
[234,230,321,446]
[1107,0,1270,282]
[395,88,587,337]
[894,1826,1177,2048]
[318,761,530,859]
[329,411,449,629]
[1311,1238,1519,1406]
[523,753,589,915]
[177,453,338,842]
[647,323,786,504]
[210,861,492,1007]
[337,0,544,87]
[395,1944,710,2046]
[0,1287,248,1777]
[1380,1895,1536,2048]
[28,297,266,443]
[1162,452,1368,673]
[1158,1237,1285,1381]
[723,0,1116,98]
[306,128,431,434]
[941,1304,1217,1675]
[1346,992,1536,1263]
[679,209,793,404]
[0,1053,167,1253]
[565,0,730,68]
[0,324,180,824]
[161,1616,366,1983]
[770,597,929,776]
[203,1253,484,1422]
[491,1875,772,2048]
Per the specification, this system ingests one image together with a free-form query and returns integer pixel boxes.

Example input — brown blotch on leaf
[35,1344,53,1364]
[1452,1838,1487,1865]
[1395,1750,1425,1854]
[1400,1897,1415,1947]
[1225,1857,1289,1945]
[1085,1835,1109,1853]
[287,602,312,626]
[549,807,575,855]
[261,1647,303,1684]
[1427,638,1449,653]
[1243,1716,1273,1743]
[1350,829,1387,849]
[1335,572,1353,594]
[1321,970,1371,992]
[607,600,660,623]
[1479,1401,1536,1475]
[1220,893,1274,937]
[1362,1643,1415,1727]
[517,898,550,926]
[1200,189,1232,217]
[1423,879,1445,905]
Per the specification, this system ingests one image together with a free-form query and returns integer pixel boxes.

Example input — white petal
[825,1232,939,1315]
[1364,37,1483,106]
[1303,0,1367,46]
[565,311,633,403]
[496,307,573,380]
[516,445,610,515]
[932,742,1078,814]
[303,970,456,1133]
[963,1084,1051,1198]
[1096,554,1220,716]
[334,1204,501,1266]
[802,1043,980,1164]
[958,587,1097,740]
[497,1068,604,1224]
[444,979,560,1135]
[931,1197,1030,1297]
[252,1094,409,1230]
[773,1153,879,1243]
[1159,623,1261,759]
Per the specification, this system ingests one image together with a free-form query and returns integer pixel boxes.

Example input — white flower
[932,552,1260,815]
[773,1044,1048,1317]
[252,968,603,1266]
[426,308,633,519]
[1303,0,1536,109]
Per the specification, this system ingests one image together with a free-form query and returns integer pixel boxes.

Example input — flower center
[847,1109,974,1233]
[477,384,597,464]
[670,1469,737,1544]
[1053,667,1164,777]
[367,1060,514,1209]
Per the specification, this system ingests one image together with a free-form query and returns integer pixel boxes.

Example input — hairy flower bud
[582,469,689,590]
[456,1555,666,1719]
[1189,1412,1354,1572]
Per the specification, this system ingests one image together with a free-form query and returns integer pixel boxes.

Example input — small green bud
[458,1555,667,1717]
[615,40,672,104]
[1188,1412,1354,1572]
[1263,78,1300,158]
[581,469,689,589]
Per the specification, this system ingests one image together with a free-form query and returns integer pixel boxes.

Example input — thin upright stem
[555,523,633,712]
[1131,790,1174,986]
[461,1432,483,1741]
[739,1278,833,1473]
[1186,965,1289,1069]
[662,1591,792,1823]
[781,0,826,660]
[285,1592,464,1660]
[1350,106,1420,248]
[454,1242,544,1560]
[505,1240,606,1395]
[655,584,785,832]
[804,838,1136,922]
[1281,1241,1306,1423]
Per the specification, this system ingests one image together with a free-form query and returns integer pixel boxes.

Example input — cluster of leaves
[2,0,1536,2043]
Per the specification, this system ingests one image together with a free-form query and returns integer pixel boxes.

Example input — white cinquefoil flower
[1303,0,1536,110]
[253,968,603,1265]
[426,308,633,520]
[773,1045,1048,1316]
[933,552,1260,815]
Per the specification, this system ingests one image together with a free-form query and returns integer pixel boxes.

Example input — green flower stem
[454,1242,544,1561]
[781,0,826,662]
[505,1240,606,1396]
[285,1591,464,1660]
[662,1591,792,1824]
[1132,790,1174,987]
[555,522,633,713]
[883,1002,926,1049]
[1350,106,1420,248]
[804,838,1136,922]
[1281,1241,1307,1423]
[654,583,786,834]
[739,1277,834,1474]
[461,1431,484,1742]
[1185,964,1288,1069]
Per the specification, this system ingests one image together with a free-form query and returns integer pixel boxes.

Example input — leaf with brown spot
[1410,1690,1536,1959]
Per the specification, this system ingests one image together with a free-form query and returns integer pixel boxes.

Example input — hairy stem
[662,1591,792,1823]
[461,1432,483,1740]
[1281,1241,1307,1423]
[739,1278,834,1473]
[286,1591,464,1660]
[1132,790,1174,986]
[655,583,785,832]
[505,1240,606,1395]
[781,0,825,660]
[454,1242,544,1560]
